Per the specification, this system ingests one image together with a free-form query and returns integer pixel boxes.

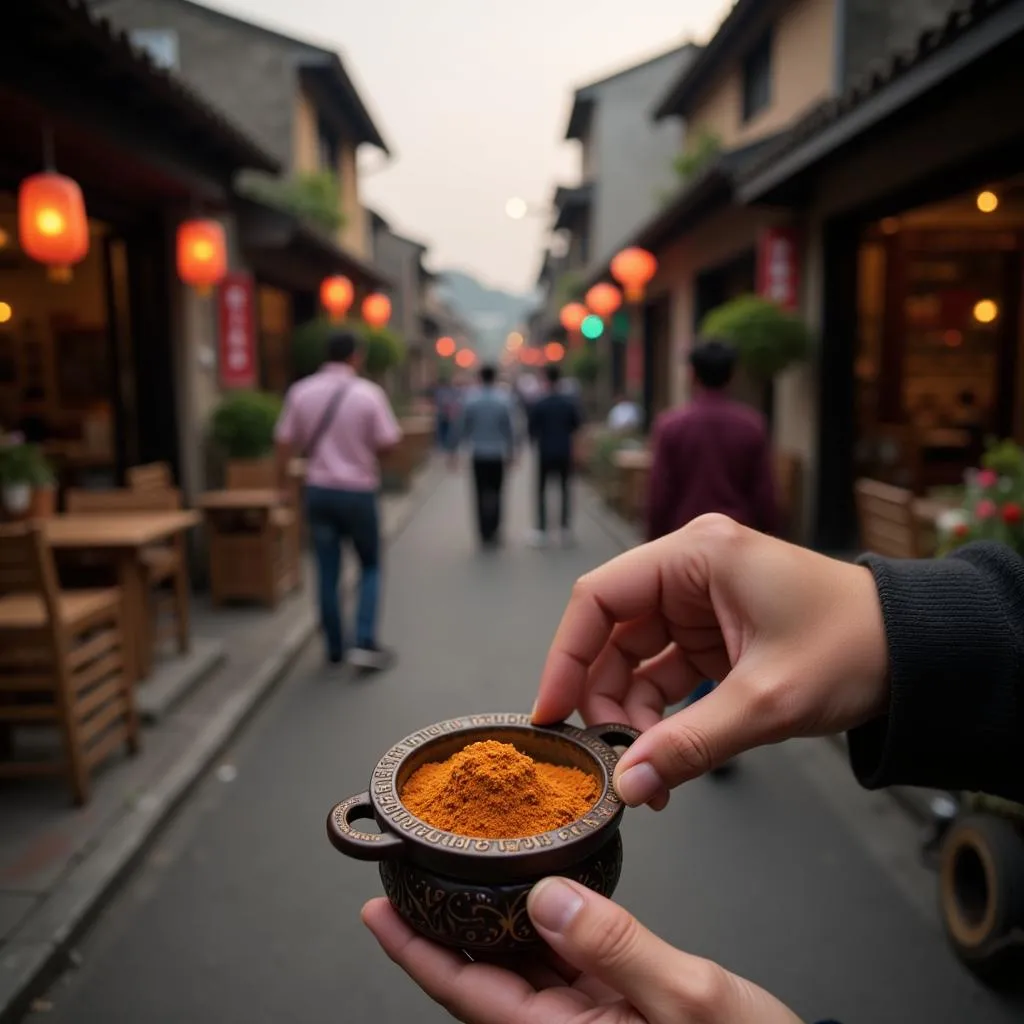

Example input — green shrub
[210,391,282,459]
[0,441,54,486]
[700,295,811,379]
[291,318,406,382]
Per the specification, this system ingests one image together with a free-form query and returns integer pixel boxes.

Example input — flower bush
[939,439,1024,557]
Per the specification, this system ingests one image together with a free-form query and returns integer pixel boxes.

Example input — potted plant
[210,390,283,483]
[938,439,1024,557]
[700,295,811,421]
[0,436,56,518]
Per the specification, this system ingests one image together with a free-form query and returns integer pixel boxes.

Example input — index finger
[532,538,675,725]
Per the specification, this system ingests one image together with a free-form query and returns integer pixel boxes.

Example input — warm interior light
[0,228,9,250]
[0,302,12,324]
[974,299,999,324]
[977,190,999,214]
[36,208,65,236]
[880,217,899,235]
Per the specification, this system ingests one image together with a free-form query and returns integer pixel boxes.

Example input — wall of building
[338,140,365,257]
[588,48,697,269]
[90,0,297,166]
[687,0,836,150]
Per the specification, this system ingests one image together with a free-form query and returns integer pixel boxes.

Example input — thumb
[527,878,742,1022]
[611,678,768,805]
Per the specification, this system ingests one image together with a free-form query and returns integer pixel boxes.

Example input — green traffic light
[580,314,604,340]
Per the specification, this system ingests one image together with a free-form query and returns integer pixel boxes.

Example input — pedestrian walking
[646,339,778,767]
[450,365,518,548]
[527,364,581,547]
[274,331,401,671]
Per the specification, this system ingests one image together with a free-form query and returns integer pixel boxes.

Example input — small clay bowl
[327,712,639,953]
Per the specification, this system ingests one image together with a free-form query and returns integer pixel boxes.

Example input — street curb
[0,459,442,1024]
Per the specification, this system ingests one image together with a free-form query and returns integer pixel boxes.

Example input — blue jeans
[306,486,381,658]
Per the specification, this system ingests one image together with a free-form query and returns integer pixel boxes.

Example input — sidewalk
[0,460,443,1022]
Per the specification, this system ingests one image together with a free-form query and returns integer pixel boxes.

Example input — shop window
[129,29,179,71]
[741,29,773,123]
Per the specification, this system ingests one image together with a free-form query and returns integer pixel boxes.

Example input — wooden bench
[126,462,174,493]
[0,522,138,805]
[855,478,923,558]
[65,488,190,666]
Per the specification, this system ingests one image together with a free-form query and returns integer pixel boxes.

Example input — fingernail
[528,878,584,934]
[615,762,665,806]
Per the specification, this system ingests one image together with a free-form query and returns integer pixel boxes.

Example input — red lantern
[585,282,622,318]
[436,336,456,358]
[610,247,658,303]
[455,348,477,369]
[177,219,227,295]
[544,342,565,363]
[362,293,391,329]
[320,275,354,321]
[559,302,588,334]
[18,172,89,280]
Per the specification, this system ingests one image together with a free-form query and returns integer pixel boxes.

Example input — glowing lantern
[362,293,391,329]
[455,348,477,369]
[585,283,622,318]
[176,219,227,295]
[610,247,658,303]
[544,342,565,363]
[18,172,89,281]
[559,302,588,333]
[436,336,456,358]
[320,275,354,321]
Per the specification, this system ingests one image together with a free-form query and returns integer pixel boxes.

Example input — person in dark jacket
[647,339,777,542]
[527,364,581,548]
[364,519,1024,1024]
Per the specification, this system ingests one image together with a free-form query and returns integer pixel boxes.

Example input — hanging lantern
[177,219,227,295]
[559,301,588,334]
[320,275,354,322]
[18,172,89,281]
[455,348,477,369]
[435,335,456,358]
[585,282,622,319]
[362,292,391,329]
[544,341,565,363]
[610,247,658,303]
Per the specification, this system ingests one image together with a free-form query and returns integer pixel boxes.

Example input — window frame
[741,28,774,124]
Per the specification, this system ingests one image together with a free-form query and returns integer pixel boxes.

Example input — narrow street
[31,465,1024,1024]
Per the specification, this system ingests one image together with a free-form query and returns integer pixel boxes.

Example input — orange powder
[400,740,600,839]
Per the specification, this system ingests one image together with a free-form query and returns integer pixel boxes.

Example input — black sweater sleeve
[848,542,1024,803]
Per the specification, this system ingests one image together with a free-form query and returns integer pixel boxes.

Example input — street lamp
[504,197,547,221]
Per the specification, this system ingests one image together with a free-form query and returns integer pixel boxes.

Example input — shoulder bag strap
[302,381,354,460]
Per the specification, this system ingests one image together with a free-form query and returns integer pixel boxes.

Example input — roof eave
[299,58,390,155]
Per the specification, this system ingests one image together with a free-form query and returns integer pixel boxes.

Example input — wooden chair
[855,478,922,558]
[127,462,174,493]
[226,459,303,590]
[65,488,190,665]
[0,522,138,805]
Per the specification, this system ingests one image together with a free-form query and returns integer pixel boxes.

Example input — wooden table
[198,491,298,606]
[44,511,200,682]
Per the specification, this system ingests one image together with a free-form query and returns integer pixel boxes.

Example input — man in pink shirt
[275,331,402,670]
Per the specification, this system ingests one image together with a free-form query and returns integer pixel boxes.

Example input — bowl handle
[326,792,405,861]
[583,723,641,752]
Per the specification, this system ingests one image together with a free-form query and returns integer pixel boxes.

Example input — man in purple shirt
[647,339,778,759]
[275,332,402,671]
[647,339,778,543]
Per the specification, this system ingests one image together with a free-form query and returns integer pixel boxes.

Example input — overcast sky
[207,0,733,293]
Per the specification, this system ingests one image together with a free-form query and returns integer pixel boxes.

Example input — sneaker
[527,530,548,548]
[346,644,397,672]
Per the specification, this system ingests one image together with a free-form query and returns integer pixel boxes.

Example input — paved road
[30,463,1024,1023]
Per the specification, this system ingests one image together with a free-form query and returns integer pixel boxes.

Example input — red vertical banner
[757,227,800,310]
[218,271,257,389]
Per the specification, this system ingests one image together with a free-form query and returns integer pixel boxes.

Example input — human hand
[532,514,889,807]
[363,877,801,1024]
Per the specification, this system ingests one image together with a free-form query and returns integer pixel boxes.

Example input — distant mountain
[436,271,532,358]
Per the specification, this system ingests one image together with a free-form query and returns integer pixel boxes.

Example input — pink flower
[977,469,999,488]
[976,499,996,520]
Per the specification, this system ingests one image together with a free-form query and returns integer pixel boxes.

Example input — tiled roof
[740,0,1019,195]
[58,0,279,173]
